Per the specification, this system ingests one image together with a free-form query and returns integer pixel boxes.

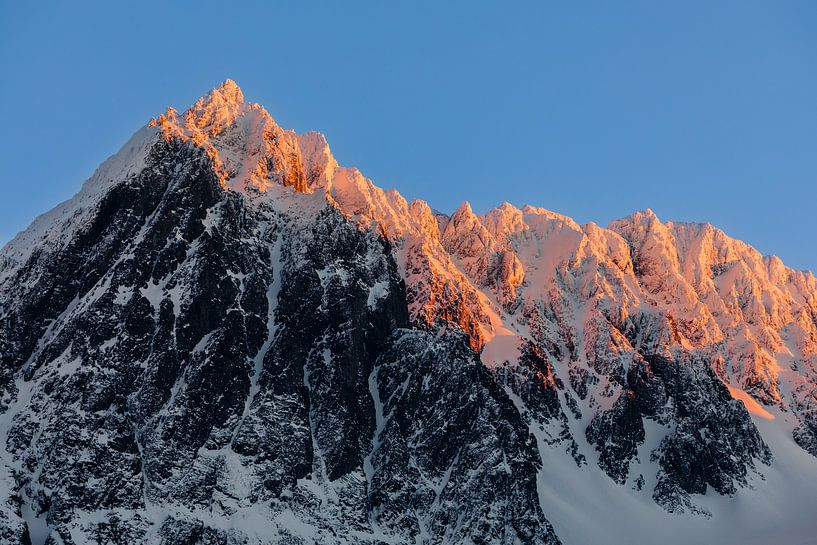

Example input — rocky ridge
[0,80,815,544]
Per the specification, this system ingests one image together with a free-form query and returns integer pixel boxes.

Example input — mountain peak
[216,78,244,102]
[634,207,659,221]
[4,80,817,545]
[195,78,245,109]
[608,208,661,232]
[453,201,474,217]
[188,78,250,122]
[150,79,266,152]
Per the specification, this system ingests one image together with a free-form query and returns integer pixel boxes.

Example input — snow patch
[728,386,775,420]
[367,280,390,309]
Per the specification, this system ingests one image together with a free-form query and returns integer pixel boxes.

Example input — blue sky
[1,1,816,271]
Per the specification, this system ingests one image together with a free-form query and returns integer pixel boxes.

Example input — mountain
[0,80,815,545]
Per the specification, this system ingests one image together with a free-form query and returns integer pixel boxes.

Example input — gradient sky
[1,1,816,271]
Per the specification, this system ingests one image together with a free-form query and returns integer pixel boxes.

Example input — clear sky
[1,1,816,271]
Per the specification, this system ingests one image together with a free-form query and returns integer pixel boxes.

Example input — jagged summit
[212,78,245,103]
[182,78,247,113]
[638,207,658,218]
[453,201,474,215]
[151,79,252,135]
[610,207,660,228]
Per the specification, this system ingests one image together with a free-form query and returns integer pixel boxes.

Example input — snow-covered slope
[0,80,816,545]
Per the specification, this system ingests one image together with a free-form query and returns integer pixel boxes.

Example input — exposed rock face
[0,80,815,544]
[585,354,771,513]
[370,330,559,544]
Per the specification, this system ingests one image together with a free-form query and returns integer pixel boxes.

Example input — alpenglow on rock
[0,80,816,545]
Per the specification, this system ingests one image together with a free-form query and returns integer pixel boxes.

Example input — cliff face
[0,80,815,545]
